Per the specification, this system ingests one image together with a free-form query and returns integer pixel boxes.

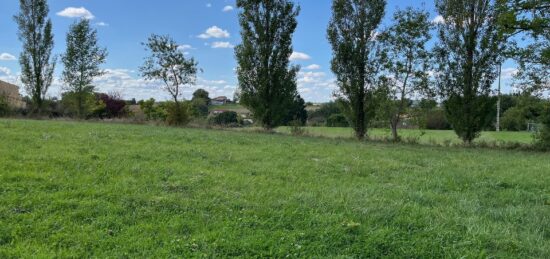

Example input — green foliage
[535,103,550,149]
[0,119,548,257]
[140,34,198,104]
[283,95,308,126]
[425,109,451,130]
[60,91,99,118]
[14,0,56,113]
[190,98,209,118]
[0,95,11,117]
[208,111,239,126]
[307,102,343,126]
[377,7,432,140]
[434,0,505,143]
[326,114,349,127]
[235,0,301,129]
[165,102,190,126]
[138,98,167,121]
[61,19,107,118]
[192,89,210,102]
[327,0,386,139]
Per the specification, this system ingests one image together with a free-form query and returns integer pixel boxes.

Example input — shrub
[289,120,308,136]
[190,98,209,118]
[165,102,190,126]
[501,107,527,131]
[138,98,167,121]
[98,93,126,118]
[326,114,349,127]
[535,104,550,150]
[0,95,11,117]
[425,109,451,130]
[209,111,239,126]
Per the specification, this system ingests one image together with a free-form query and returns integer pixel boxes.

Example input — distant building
[0,80,26,109]
[211,96,229,105]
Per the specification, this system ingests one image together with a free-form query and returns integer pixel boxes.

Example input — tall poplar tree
[235,0,302,130]
[434,0,505,144]
[327,0,386,140]
[62,19,108,117]
[14,0,56,113]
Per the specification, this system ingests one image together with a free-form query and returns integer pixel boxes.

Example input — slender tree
[377,7,432,141]
[235,0,302,130]
[62,19,107,117]
[327,0,386,140]
[434,0,505,144]
[140,34,198,106]
[14,0,56,113]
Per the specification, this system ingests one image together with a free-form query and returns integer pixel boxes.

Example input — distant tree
[235,0,302,130]
[14,0,56,114]
[496,0,549,93]
[377,7,432,141]
[192,89,210,102]
[140,34,198,125]
[434,0,505,143]
[283,95,308,125]
[327,0,386,140]
[62,19,108,117]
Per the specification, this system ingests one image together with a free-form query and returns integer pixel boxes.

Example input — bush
[326,113,349,127]
[165,102,190,126]
[190,98,209,118]
[209,111,239,126]
[425,109,451,130]
[138,98,167,121]
[535,104,550,150]
[501,107,527,131]
[0,95,11,117]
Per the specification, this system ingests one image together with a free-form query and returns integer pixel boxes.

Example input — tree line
[11,0,550,146]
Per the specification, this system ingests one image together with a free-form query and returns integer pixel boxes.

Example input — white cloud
[0,67,11,75]
[177,44,194,51]
[305,64,320,70]
[223,5,234,12]
[0,53,16,61]
[290,51,311,61]
[95,22,108,27]
[198,26,230,39]
[433,15,445,24]
[211,41,234,49]
[57,7,95,20]
[502,67,518,79]
[206,3,212,8]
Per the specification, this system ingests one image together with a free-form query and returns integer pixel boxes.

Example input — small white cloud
[502,67,518,79]
[57,7,95,20]
[0,53,16,61]
[198,26,230,39]
[95,22,108,27]
[0,66,11,75]
[290,51,311,61]
[223,5,234,12]
[211,41,234,49]
[177,44,194,51]
[305,64,320,70]
[206,3,212,8]
[433,15,445,24]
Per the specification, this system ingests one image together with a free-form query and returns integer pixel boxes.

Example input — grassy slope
[274,127,535,145]
[0,119,548,257]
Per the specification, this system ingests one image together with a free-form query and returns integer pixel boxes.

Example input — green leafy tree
[434,0,505,144]
[140,34,198,125]
[327,0,386,140]
[377,7,432,141]
[61,19,108,117]
[496,0,549,93]
[235,0,302,130]
[192,89,210,103]
[14,0,56,114]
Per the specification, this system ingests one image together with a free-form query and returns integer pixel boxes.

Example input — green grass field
[273,126,535,145]
[1,119,549,257]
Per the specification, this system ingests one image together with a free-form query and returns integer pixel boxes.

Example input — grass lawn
[274,126,535,145]
[0,119,549,257]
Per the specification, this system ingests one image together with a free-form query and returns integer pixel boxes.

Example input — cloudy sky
[0,0,519,102]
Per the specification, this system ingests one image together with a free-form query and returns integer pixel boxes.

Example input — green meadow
[0,119,548,257]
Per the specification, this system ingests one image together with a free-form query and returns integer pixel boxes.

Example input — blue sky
[0,0,519,102]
